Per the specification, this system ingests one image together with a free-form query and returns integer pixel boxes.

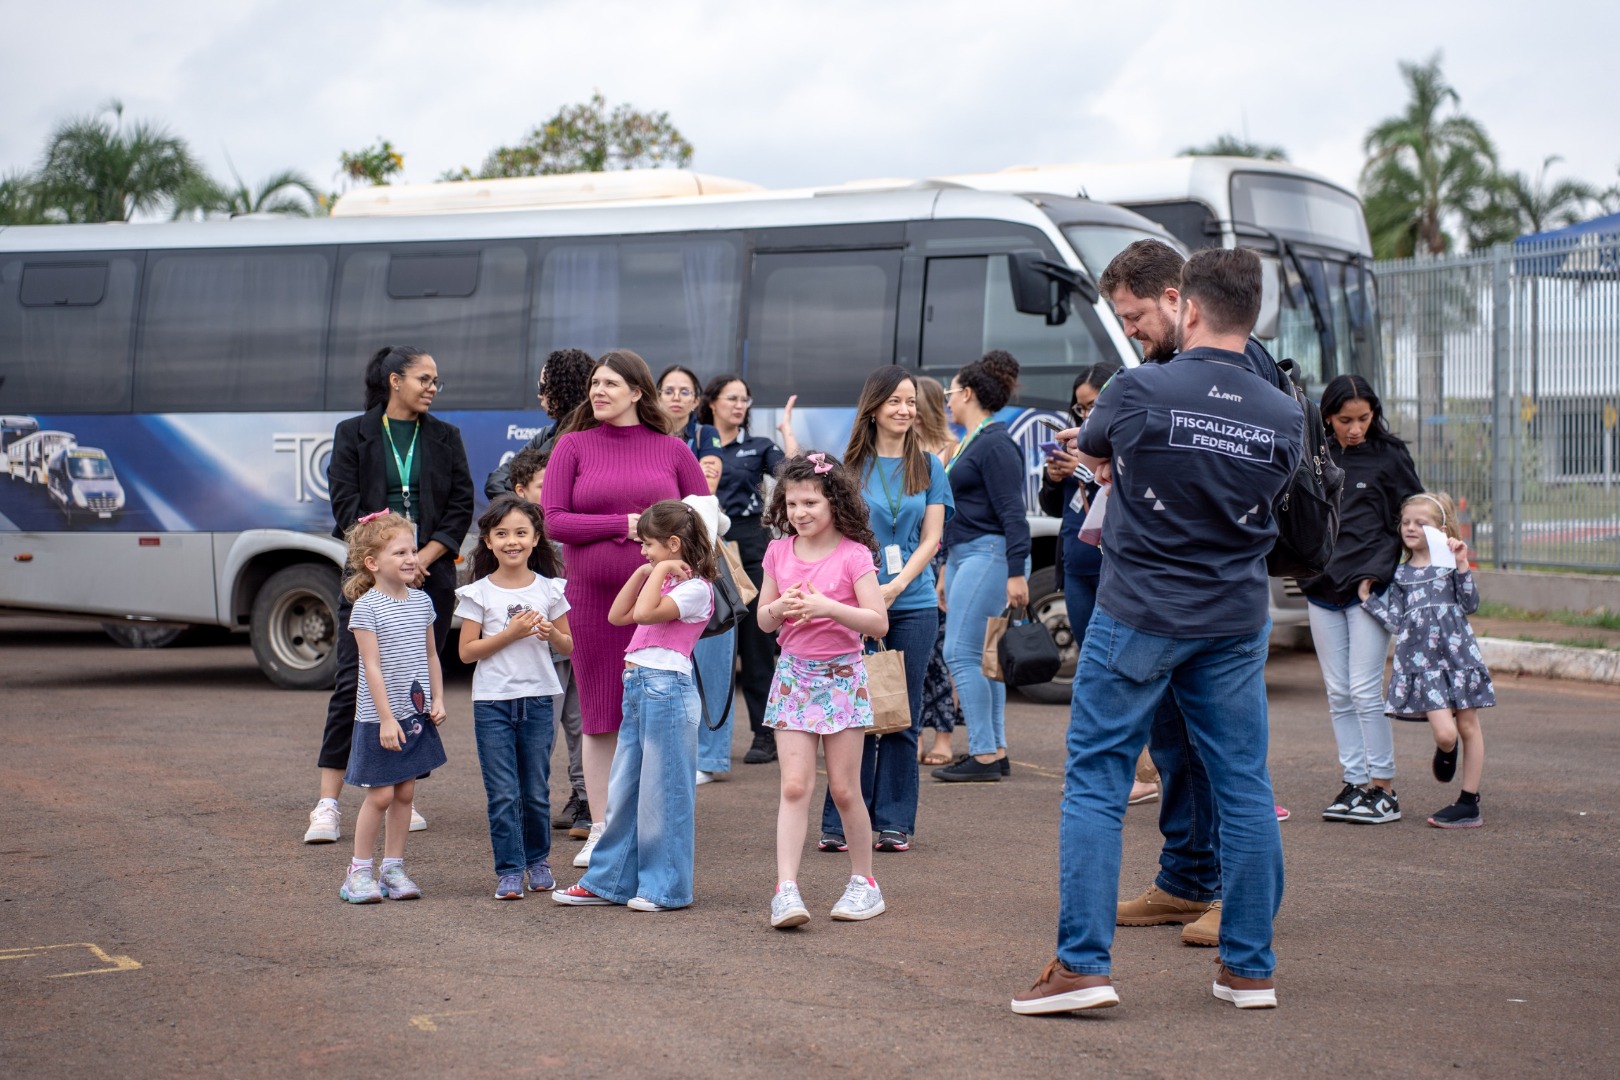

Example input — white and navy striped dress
[344,587,447,788]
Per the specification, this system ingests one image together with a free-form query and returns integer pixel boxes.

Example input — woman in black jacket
[303,344,474,844]
[1301,374,1422,826]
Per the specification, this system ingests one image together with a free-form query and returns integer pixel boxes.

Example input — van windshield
[68,456,115,480]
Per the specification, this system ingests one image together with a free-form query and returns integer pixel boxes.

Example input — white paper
[1078,485,1109,546]
[1423,525,1456,569]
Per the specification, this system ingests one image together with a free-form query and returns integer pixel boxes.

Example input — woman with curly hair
[484,348,595,498]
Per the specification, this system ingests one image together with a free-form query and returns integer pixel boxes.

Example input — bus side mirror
[1255,256,1282,339]
[1009,250,1099,326]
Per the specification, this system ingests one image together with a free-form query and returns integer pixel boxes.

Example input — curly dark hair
[763,451,878,554]
[539,348,594,427]
[954,349,1020,412]
[470,494,559,582]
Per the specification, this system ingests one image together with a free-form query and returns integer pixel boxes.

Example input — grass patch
[1513,634,1619,651]
[1477,600,1620,631]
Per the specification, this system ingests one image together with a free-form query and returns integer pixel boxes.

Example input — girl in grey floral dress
[1360,491,1493,829]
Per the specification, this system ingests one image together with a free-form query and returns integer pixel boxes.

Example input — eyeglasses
[720,395,752,406]
[944,387,966,397]
[400,374,444,393]
[1071,402,1096,423]
[661,387,695,400]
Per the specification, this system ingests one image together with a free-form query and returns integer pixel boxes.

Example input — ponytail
[363,345,430,412]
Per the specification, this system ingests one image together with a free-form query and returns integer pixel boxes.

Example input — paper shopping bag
[722,540,758,605]
[981,609,1011,682]
[863,645,911,736]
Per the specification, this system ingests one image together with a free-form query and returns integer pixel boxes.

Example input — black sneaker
[1428,799,1482,829]
[744,729,777,764]
[1345,786,1401,824]
[568,798,593,840]
[553,791,582,831]
[817,833,848,853]
[1322,783,1365,821]
[932,756,1002,783]
[1433,742,1459,783]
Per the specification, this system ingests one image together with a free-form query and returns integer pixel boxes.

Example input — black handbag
[996,606,1063,687]
[702,555,747,639]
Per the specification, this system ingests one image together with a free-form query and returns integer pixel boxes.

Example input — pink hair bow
[357,510,389,525]
[806,453,834,474]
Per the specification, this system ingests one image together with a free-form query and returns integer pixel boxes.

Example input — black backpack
[1265,357,1344,579]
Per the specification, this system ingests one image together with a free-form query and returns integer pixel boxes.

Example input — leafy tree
[1181,134,1288,161]
[172,164,319,219]
[1360,54,1499,258]
[0,170,52,225]
[338,139,405,187]
[472,91,693,178]
[1470,155,1598,244]
[36,100,203,222]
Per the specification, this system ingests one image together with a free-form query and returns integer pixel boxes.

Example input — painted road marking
[408,1010,489,1032]
[0,942,141,978]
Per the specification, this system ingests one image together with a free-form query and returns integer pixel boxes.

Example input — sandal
[817,833,848,853]
[875,830,910,852]
[919,750,956,766]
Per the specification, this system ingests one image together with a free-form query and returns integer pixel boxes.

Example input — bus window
[328,243,529,411]
[533,236,741,380]
[0,256,138,413]
[1122,201,1219,252]
[745,250,899,407]
[136,250,330,412]
[920,254,1115,406]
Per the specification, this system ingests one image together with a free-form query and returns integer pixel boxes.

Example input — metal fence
[1375,229,1620,572]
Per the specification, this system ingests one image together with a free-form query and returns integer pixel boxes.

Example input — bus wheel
[1017,566,1078,705]
[251,563,341,691]
[102,622,188,649]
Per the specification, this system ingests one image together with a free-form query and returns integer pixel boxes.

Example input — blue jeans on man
[1059,608,1282,979]
[472,696,555,878]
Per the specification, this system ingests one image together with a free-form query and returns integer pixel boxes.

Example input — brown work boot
[1181,900,1220,946]
[1212,960,1277,1009]
[1010,958,1119,1015]
[1116,884,1213,926]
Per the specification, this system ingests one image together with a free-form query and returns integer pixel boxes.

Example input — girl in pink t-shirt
[757,453,890,928]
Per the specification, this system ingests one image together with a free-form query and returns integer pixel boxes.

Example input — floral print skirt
[763,652,873,735]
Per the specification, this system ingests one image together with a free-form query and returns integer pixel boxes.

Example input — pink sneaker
[1275,805,1290,822]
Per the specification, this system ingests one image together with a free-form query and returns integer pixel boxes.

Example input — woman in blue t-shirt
[818,367,954,853]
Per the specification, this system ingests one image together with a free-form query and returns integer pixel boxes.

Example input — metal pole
[1489,244,1513,569]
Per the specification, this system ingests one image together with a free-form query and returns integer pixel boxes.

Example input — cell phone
[1038,417,1065,432]
[1039,440,1061,455]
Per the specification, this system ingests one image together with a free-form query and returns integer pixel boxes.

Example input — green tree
[472,91,693,178]
[1181,134,1288,161]
[338,139,405,187]
[36,100,203,222]
[0,170,52,225]
[172,163,319,219]
[1360,54,1499,259]
[1471,155,1598,244]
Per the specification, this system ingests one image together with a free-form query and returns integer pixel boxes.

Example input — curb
[1477,637,1620,686]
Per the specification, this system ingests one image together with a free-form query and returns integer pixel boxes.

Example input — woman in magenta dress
[542,350,710,864]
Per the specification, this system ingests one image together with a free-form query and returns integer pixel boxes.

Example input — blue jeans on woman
[819,605,939,839]
[472,696,555,878]
[693,629,736,775]
[580,666,701,909]
[1306,601,1395,785]
[944,534,1009,757]
[1057,608,1282,979]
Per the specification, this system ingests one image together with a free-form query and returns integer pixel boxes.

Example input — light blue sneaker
[526,861,555,892]
[339,865,382,904]
[378,863,422,900]
[495,874,525,900]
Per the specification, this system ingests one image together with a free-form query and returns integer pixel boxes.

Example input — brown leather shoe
[1212,960,1277,1009]
[1116,884,1213,926]
[1181,900,1220,946]
[1011,958,1119,1015]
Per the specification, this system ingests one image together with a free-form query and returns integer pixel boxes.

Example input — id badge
[1068,487,1088,514]
[883,544,904,575]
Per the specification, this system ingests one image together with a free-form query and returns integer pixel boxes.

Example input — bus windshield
[1230,172,1370,257]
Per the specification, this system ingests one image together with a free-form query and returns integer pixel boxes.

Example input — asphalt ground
[1,616,1616,1079]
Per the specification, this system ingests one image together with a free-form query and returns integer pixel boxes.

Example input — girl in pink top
[757,453,890,928]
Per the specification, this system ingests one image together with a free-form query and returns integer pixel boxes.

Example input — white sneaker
[830,875,885,921]
[409,806,428,832]
[303,802,341,844]
[627,896,667,912]
[695,770,714,786]
[572,821,604,868]
[770,882,810,928]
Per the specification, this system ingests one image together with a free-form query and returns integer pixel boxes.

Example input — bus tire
[102,622,188,649]
[251,563,341,691]
[1017,565,1078,705]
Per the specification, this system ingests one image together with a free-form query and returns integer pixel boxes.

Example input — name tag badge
[1068,487,1088,514]
[883,544,904,575]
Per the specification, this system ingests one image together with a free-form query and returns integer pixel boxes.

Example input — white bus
[1,178,1170,693]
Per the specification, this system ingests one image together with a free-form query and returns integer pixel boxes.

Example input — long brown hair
[843,367,931,495]
[636,500,717,581]
[565,349,671,434]
[912,375,953,457]
[342,512,416,600]
[763,452,878,554]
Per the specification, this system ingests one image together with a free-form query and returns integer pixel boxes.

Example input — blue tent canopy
[1514,212,1620,277]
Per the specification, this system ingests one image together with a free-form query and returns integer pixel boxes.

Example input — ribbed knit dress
[542,422,710,734]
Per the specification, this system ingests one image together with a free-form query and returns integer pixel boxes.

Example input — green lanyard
[871,458,904,529]
[382,416,419,519]
[945,419,990,474]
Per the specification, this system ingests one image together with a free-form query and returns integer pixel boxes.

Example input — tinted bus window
[533,236,742,379]
[0,256,138,413]
[1124,200,1219,252]
[328,244,529,411]
[746,250,899,406]
[136,250,330,412]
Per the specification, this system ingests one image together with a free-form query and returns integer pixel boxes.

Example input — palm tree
[1490,156,1598,237]
[36,100,201,222]
[1181,135,1288,162]
[172,165,319,219]
[1360,54,1498,259]
[0,170,52,225]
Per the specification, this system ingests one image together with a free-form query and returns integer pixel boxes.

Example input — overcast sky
[3,0,1616,213]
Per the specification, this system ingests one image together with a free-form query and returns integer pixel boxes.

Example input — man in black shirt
[1013,248,1302,1015]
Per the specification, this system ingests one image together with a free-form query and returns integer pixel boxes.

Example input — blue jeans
[1062,567,1099,649]
[1307,602,1396,784]
[1058,608,1282,979]
[820,605,939,837]
[694,629,736,774]
[944,534,1009,757]
[472,697,555,877]
[580,666,701,908]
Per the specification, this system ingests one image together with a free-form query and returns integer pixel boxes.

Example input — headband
[1412,494,1448,527]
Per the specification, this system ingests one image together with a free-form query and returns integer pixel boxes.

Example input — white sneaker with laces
[303,802,341,844]
[572,821,605,868]
[627,896,667,912]
[830,875,885,921]
[695,770,714,786]
[771,882,810,928]
[409,806,428,832]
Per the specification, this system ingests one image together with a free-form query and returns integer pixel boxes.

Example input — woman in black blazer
[303,344,474,844]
